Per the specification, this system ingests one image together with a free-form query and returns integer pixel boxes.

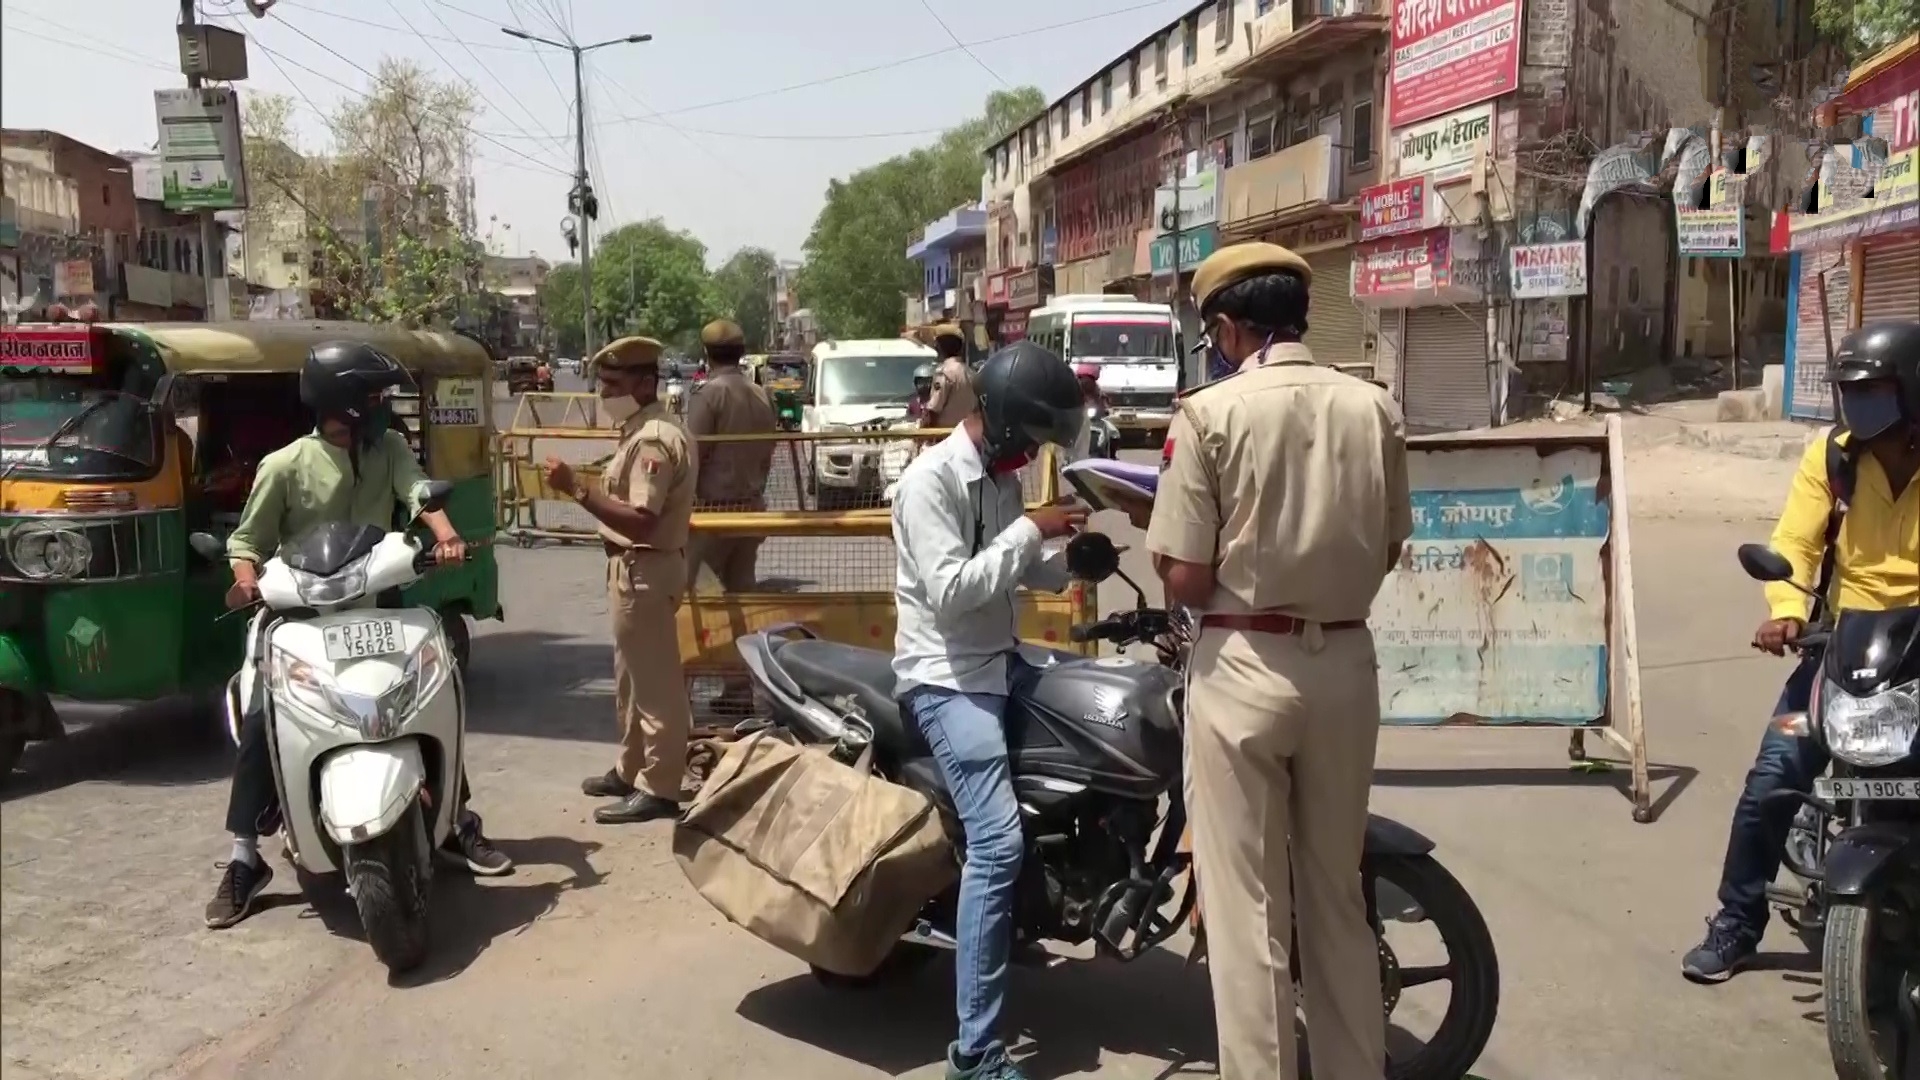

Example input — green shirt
[226,430,430,565]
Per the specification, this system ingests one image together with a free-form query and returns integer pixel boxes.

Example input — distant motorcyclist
[1682,319,1920,984]
[1073,362,1106,413]
[908,361,937,421]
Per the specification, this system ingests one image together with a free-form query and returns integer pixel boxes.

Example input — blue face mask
[1201,324,1276,383]
[1838,382,1906,442]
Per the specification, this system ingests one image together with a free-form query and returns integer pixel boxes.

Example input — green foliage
[797,87,1045,338]
[711,247,781,350]
[539,221,723,358]
[242,60,482,327]
[542,263,584,357]
[1813,0,1919,58]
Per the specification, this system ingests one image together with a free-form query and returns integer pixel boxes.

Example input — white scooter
[190,482,466,974]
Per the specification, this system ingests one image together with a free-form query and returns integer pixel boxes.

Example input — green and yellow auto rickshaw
[763,352,808,430]
[0,321,502,775]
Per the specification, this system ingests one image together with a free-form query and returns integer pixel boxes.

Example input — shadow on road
[1373,758,1700,822]
[293,834,607,987]
[463,630,615,743]
[2,696,230,801]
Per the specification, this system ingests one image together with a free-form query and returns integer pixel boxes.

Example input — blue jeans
[904,678,1025,1059]
[1713,656,1829,937]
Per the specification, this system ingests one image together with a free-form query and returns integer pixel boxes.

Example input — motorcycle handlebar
[1070,618,1125,644]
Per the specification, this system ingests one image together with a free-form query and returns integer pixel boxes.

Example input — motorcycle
[189,482,469,975]
[732,528,1501,1080]
[1739,544,1920,1080]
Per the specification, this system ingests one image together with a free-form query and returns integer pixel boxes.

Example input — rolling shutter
[1303,250,1365,369]
[1789,250,1850,420]
[1859,237,1920,324]
[1402,304,1489,432]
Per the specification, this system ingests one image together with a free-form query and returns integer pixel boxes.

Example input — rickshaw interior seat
[770,637,925,760]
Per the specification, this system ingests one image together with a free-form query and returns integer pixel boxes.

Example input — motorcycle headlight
[268,642,440,741]
[6,521,92,581]
[1820,677,1920,767]
[290,559,368,606]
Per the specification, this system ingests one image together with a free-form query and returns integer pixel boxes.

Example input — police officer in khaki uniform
[542,336,701,825]
[1145,243,1413,1080]
[920,323,976,429]
[683,319,777,589]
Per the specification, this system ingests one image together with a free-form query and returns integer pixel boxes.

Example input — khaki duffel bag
[673,728,958,976]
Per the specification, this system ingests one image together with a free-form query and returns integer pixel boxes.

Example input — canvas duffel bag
[672,728,957,976]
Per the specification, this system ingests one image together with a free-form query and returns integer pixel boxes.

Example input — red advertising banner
[1354,229,1453,298]
[0,326,99,374]
[1359,176,1428,241]
[1389,0,1524,128]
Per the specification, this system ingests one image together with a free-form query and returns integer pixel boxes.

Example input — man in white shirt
[890,341,1089,1080]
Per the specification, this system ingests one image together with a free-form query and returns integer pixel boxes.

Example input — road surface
[0,423,1832,1080]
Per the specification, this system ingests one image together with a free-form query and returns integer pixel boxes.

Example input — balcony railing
[1222,136,1338,233]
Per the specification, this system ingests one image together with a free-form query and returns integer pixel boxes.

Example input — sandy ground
[0,420,1839,1080]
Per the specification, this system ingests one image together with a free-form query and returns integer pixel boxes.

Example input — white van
[1025,294,1183,438]
[803,338,936,506]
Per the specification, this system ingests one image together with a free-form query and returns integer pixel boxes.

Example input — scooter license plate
[1815,778,1920,800]
[323,618,405,662]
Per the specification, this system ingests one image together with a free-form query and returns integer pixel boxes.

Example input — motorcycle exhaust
[901,919,958,951]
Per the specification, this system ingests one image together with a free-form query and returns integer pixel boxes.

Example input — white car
[802,340,935,508]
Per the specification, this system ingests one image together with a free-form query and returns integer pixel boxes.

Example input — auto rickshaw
[505,355,550,395]
[0,320,502,775]
[762,352,807,430]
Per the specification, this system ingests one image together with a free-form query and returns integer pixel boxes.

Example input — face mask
[601,393,642,426]
[990,449,1033,475]
[1839,383,1906,442]
[355,399,393,449]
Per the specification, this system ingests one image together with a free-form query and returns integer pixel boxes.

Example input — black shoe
[204,857,274,929]
[582,769,635,799]
[1681,915,1758,984]
[594,792,680,825]
[442,823,514,876]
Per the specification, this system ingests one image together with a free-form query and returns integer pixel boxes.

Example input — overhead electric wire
[0,21,179,73]
[500,0,573,119]
[272,1,529,50]
[917,0,1011,87]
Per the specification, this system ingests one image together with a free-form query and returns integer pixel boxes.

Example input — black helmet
[1829,320,1920,440]
[301,341,413,442]
[974,341,1084,461]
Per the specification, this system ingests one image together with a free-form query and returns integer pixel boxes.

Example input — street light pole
[503,28,651,360]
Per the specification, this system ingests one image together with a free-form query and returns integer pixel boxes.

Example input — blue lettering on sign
[1409,476,1609,540]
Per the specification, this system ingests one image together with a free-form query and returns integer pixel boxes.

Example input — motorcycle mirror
[188,532,226,561]
[1737,543,1795,583]
[1065,531,1120,583]
[415,480,456,517]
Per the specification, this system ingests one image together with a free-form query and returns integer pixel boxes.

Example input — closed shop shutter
[1372,308,1405,398]
[1789,249,1850,420]
[1402,305,1489,432]
[1859,236,1920,324]
[1304,250,1365,370]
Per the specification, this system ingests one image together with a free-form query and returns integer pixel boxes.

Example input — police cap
[1190,242,1314,314]
[592,336,664,372]
[700,319,746,348]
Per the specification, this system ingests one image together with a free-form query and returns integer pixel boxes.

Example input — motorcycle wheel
[1371,853,1501,1080]
[1823,897,1912,1080]
[347,799,434,974]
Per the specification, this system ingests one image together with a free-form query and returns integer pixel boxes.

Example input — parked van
[1024,295,1182,440]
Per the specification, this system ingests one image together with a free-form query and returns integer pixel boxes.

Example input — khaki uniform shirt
[925,357,976,428]
[683,366,777,508]
[1145,344,1413,622]
[599,401,697,553]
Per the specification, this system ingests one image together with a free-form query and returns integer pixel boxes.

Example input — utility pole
[180,0,224,320]
[505,27,651,359]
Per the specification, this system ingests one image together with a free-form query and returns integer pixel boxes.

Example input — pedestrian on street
[1681,320,1920,983]
[892,340,1088,1080]
[683,318,777,588]
[921,323,976,430]
[1145,242,1413,1080]
[543,336,700,825]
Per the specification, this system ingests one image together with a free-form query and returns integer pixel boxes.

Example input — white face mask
[600,394,641,426]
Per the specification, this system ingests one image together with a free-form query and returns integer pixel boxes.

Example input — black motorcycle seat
[771,638,929,759]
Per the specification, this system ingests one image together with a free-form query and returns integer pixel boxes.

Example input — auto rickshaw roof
[100,320,494,378]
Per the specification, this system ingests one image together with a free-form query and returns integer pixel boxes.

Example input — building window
[102,184,111,205]
[1184,16,1198,64]
[1216,0,1235,47]
[1101,74,1113,113]
[1350,98,1374,168]
[1257,0,1274,11]
[1247,113,1275,160]
[1290,111,1313,148]
[1129,59,1140,98]
[1060,106,1070,139]
[1628,266,1642,303]
[1155,36,1168,81]
[281,250,300,266]
[1082,91,1092,125]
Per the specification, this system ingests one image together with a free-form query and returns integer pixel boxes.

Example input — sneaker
[582,769,636,799]
[1681,915,1757,984]
[204,858,274,929]
[946,1043,1028,1080]
[440,819,514,876]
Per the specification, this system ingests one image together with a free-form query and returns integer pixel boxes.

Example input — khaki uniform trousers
[1185,625,1385,1080]
[608,547,692,799]
[686,535,763,592]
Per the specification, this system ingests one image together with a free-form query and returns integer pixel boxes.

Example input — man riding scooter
[1681,320,1920,982]
[205,342,513,930]
[908,362,937,422]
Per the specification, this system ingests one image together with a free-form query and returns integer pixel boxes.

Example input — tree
[797,87,1045,338]
[711,247,779,349]
[242,59,483,327]
[592,220,721,351]
[541,262,585,357]
[1813,0,1919,58]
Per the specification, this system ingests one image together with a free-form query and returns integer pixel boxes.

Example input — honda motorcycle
[1740,544,1919,1080]
[190,481,469,975]
[733,526,1500,1080]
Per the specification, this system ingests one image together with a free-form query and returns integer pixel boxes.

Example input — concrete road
[1,439,1834,1080]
